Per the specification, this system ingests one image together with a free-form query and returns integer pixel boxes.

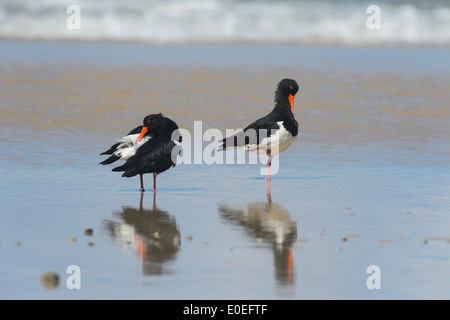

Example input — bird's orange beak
[289,94,295,113]
[136,126,148,143]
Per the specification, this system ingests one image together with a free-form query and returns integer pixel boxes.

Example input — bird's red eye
[290,85,293,90]
[147,120,151,123]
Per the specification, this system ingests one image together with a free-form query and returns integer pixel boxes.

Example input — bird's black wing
[220,112,280,150]
[100,125,143,155]
[112,139,181,177]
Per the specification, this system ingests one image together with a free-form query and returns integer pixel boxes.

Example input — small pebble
[186,236,193,241]
[41,272,59,289]
[88,242,95,247]
[84,229,93,236]
[70,237,77,243]
[342,237,348,242]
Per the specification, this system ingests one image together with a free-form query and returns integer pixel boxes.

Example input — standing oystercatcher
[219,79,299,197]
[100,113,182,193]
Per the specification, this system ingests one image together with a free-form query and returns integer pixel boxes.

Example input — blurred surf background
[0,0,449,46]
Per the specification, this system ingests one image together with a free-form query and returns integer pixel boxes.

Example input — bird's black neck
[273,95,294,117]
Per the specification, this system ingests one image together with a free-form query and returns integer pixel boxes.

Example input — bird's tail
[112,164,140,178]
[218,131,248,151]
[217,140,226,151]
[99,142,120,155]
[112,164,126,172]
[99,155,120,165]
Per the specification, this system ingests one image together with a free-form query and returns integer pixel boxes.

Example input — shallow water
[0,42,449,299]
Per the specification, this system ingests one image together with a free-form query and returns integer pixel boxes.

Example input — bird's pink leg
[267,150,272,198]
[267,160,271,197]
[139,191,144,211]
[153,173,157,194]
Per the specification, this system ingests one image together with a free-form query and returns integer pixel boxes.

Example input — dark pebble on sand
[84,229,93,236]
[41,272,59,289]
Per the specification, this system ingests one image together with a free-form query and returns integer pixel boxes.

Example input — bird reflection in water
[103,192,181,276]
[218,196,297,285]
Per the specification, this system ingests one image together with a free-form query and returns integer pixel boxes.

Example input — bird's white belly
[253,121,297,156]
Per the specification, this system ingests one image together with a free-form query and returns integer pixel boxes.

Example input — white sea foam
[0,0,449,45]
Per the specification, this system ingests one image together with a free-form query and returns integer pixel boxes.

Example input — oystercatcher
[100,113,182,193]
[219,79,299,196]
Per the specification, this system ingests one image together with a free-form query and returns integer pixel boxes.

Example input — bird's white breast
[257,121,297,155]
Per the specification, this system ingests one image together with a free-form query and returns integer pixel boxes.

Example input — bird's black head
[136,113,163,143]
[276,79,299,97]
[143,113,163,127]
[142,113,163,131]
[274,79,299,113]
[141,113,180,141]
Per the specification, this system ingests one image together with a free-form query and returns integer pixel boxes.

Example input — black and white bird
[219,79,299,196]
[100,113,182,193]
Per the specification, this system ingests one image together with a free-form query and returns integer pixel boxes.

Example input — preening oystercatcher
[219,79,299,196]
[100,113,182,193]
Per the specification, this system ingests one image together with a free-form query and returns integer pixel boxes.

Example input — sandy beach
[0,40,449,299]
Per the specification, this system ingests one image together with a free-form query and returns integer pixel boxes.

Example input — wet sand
[0,41,449,299]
